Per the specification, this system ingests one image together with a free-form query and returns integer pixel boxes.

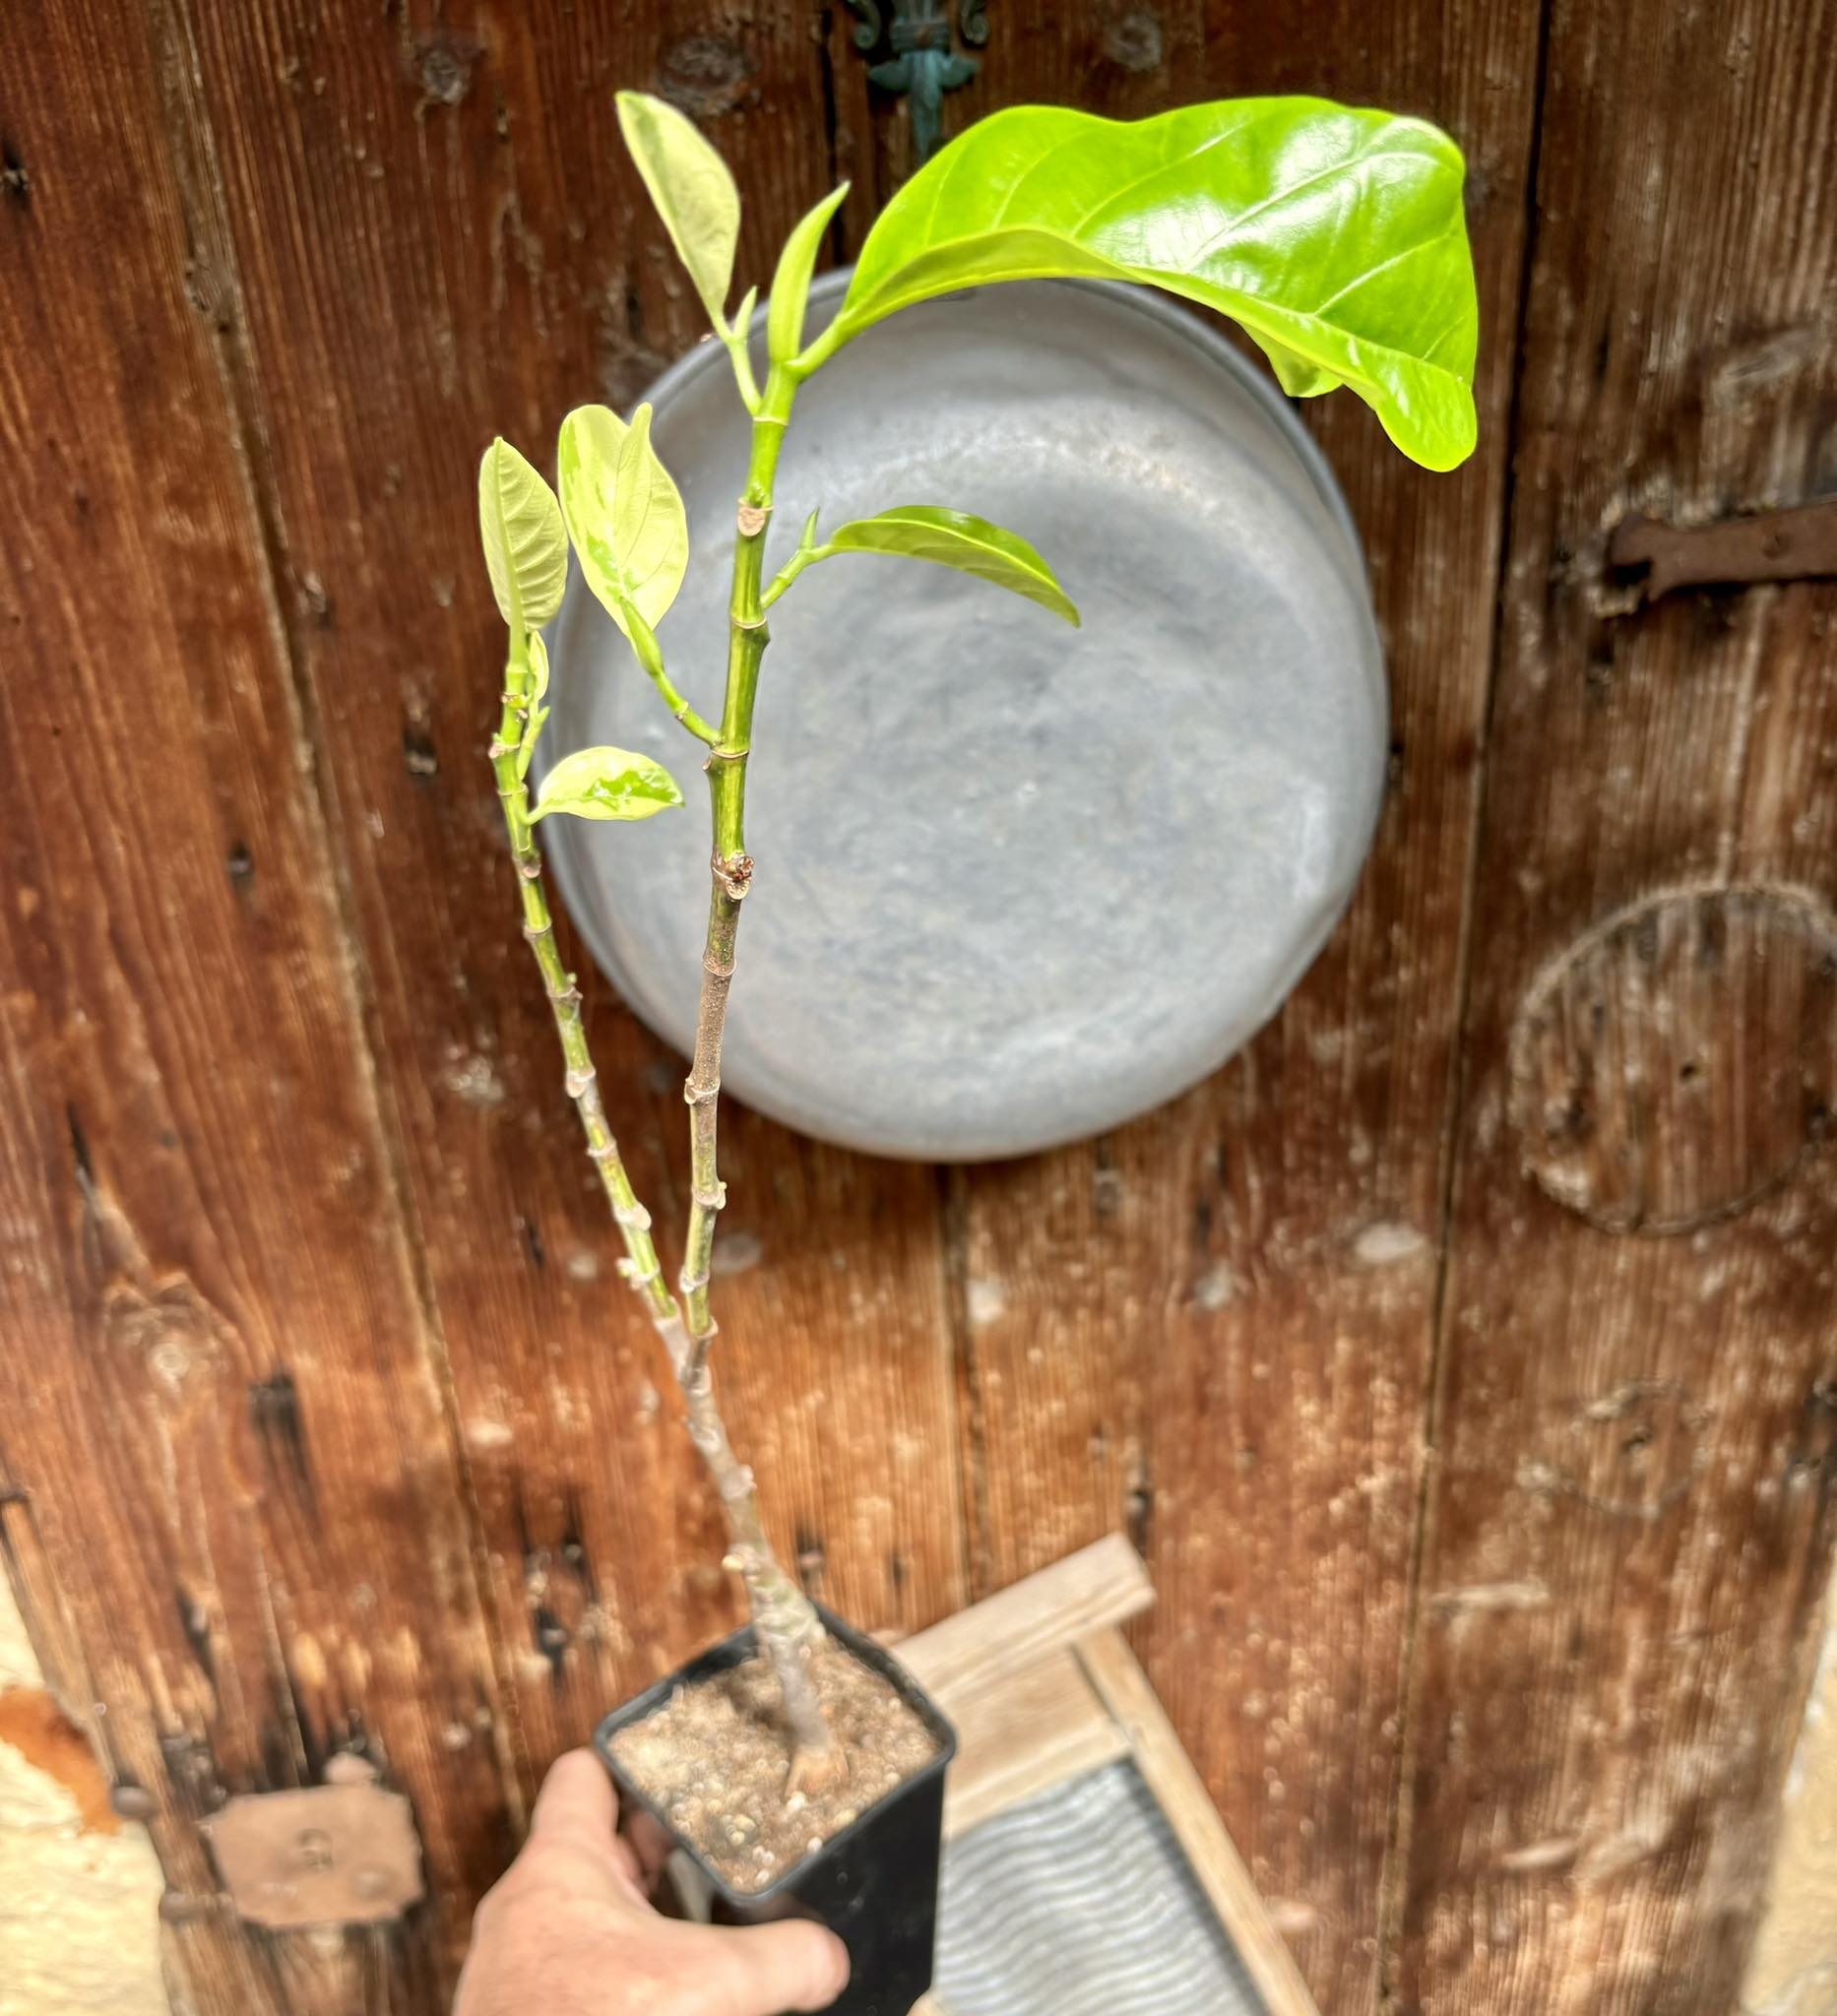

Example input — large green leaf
[477,437,568,632]
[616,91,739,335]
[766,182,850,367]
[531,744,684,822]
[796,99,1480,471]
[557,403,689,638]
[825,506,1079,625]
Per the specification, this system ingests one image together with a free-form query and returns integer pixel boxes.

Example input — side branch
[489,665,678,1335]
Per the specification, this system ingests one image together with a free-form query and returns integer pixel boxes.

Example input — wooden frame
[899,1537,1319,2016]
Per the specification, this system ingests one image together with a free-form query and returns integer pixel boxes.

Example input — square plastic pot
[596,1605,958,2016]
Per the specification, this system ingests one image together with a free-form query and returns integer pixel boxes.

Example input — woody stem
[678,363,838,1779]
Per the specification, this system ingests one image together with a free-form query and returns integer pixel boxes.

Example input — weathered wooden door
[2,2,1832,2011]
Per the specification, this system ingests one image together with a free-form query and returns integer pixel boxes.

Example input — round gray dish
[540,273,1384,1162]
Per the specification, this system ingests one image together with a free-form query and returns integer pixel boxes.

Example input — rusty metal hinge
[199,1758,424,1929]
[1609,495,1837,601]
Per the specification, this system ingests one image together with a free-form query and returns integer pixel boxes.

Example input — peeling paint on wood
[0,1565,166,2016]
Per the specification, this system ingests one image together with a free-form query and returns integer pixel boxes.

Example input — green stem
[678,366,840,1784]
[760,538,832,612]
[491,635,831,1778]
[490,643,674,1322]
[625,602,719,746]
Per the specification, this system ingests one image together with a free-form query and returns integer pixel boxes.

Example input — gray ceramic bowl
[540,274,1384,1161]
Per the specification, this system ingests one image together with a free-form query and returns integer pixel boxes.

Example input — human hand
[456,1749,851,2016]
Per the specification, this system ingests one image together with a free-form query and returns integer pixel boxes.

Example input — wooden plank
[940,1645,1130,1838]
[0,1,514,2005]
[899,1533,1154,1701]
[1395,0,1837,2009]
[1079,1627,1323,2016]
[165,0,969,1805]
[948,6,1546,2006]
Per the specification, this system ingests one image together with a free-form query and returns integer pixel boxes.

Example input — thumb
[527,1748,618,1855]
[697,1917,851,2015]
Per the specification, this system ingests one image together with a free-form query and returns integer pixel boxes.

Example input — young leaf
[530,745,684,822]
[527,630,551,706]
[825,506,1079,625]
[557,403,689,640]
[615,91,739,336]
[767,183,851,367]
[795,99,1480,472]
[477,437,568,631]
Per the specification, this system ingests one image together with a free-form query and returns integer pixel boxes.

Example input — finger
[527,1748,618,1856]
[696,1918,852,2016]
[624,1806,676,1888]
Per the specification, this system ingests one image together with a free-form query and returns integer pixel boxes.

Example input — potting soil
[607,1639,940,1895]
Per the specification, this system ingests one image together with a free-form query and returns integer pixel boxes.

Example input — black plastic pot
[596,1606,956,2016]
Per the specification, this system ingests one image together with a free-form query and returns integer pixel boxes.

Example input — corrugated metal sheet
[935,1763,1266,2015]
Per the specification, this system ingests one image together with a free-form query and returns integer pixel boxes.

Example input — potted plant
[474,90,1478,2015]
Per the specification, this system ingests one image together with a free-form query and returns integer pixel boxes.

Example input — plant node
[712,850,753,899]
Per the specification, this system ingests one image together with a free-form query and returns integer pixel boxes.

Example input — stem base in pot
[597,1605,957,2016]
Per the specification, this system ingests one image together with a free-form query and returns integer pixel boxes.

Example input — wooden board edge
[899,1534,1154,1703]
[1076,1627,1322,2016]
[945,1717,1132,1841]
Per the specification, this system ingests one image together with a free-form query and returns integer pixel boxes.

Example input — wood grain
[162,0,969,1820]
[944,6,1545,2006]
[0,0,513,2003]
[7,5,1837,2012]
[897,1532,1153,1700]
[937,1647,1130,1837]
[1078,1627,1323,2016]
[1395,0,1837,2007]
